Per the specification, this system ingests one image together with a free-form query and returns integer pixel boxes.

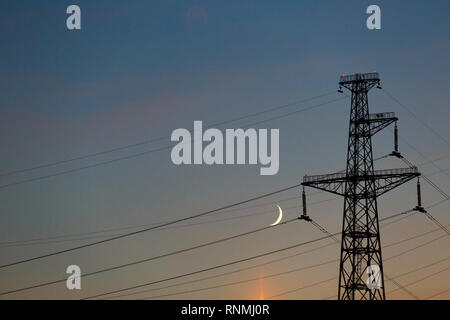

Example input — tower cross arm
[301,167,419,197]
[372,167,420,197]
[357,112,398,136]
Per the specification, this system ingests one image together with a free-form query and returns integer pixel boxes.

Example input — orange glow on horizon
[258,273,265,300]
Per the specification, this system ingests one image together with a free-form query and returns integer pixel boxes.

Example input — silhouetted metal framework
[302,72,420,300]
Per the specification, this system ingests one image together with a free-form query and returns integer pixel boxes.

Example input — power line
[81,233,338,300]
[235,96,346,128]
[416,153,450,168]
[384,234,448,262]
[387,256,450,281]
[422,211,449,235]
[401,157,449,234]
[398,133,450,180]
[80,209,429,300]
[381,211,417,227]
[424,288,450,300]
[425,198,450,210]
[374,99,450,236]
[428,166,450,178]
[310,220,340,243]
[0,206,293,248]
[421,174,450,202]
[0,204,298,248]
[390,132,450,234]
[267,276,337,299]
[383,225,446,249]
[0,218,298,296]
[382,88,450,148]
[139,259,337,300]
[306,190,450,296]
[0,144,172,190]
[0,92,337,179]
[288,195,448,300]
[322,261,450,301]
[267,237,449,300]
[0,96,345,190]
[317,213,449,301]
[103,243,338,300]
[404,157,450,200]
[0,195,339,248]
[0,184,301,269]
[387,265,450,296]
[0,206,435,298]
[306,218,420,299]
[0,136,164,178]
[101,219,446,300]
[385,276,419,300]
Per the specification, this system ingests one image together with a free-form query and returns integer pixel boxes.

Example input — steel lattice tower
[302,72,420,300]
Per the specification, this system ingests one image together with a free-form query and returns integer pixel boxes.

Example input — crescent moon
[270,205,283,226]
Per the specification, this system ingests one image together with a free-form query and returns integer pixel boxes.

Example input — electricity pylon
[301,72,420,300]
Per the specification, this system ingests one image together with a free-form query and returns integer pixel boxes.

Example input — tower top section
[338,71,381,92]
[339,72,379,85]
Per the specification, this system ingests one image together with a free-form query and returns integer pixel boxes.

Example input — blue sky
[0,1,449,299]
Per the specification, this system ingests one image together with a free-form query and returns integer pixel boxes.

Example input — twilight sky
[0,0,449,299]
